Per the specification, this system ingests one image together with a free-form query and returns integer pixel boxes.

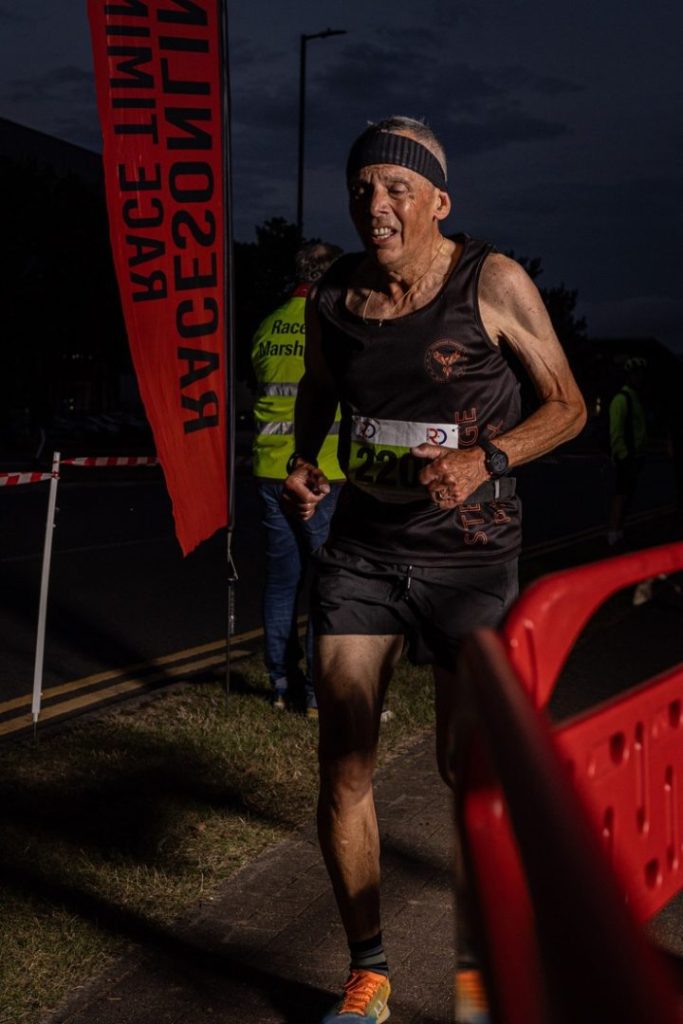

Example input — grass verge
[0,650,434,1024]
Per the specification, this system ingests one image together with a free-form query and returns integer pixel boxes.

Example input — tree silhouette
[233,217,310,386]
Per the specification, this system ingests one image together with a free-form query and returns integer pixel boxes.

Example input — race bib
[348,416,459,502]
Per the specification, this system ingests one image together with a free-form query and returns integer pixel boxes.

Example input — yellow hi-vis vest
[251,287,343,481]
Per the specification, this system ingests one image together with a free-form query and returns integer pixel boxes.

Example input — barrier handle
[32,451,60,728]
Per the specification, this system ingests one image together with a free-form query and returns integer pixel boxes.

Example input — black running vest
[316,234,522,566]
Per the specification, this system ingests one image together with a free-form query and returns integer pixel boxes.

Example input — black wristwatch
[479,437,509,479]
[286,451,318,474]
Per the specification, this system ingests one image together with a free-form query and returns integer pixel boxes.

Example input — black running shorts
[311,546,519,669]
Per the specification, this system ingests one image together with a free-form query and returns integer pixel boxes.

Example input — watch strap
[286,451,318,474]
[478,437,509,478]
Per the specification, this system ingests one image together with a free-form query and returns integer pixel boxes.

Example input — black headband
[346,129,447,190]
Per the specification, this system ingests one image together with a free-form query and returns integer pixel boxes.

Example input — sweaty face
[348,163,442,271]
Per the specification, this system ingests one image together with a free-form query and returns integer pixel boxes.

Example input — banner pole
[220,0,238,699]
[32,450,60,734]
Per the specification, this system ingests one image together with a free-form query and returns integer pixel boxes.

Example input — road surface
[0,451,676,735]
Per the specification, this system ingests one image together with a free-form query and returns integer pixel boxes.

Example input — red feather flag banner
[87,0,232,555]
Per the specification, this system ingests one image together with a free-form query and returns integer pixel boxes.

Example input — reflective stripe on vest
[256,421,294,437]
[257,382,299,398]
[348,415,459,503]
[251,292,343,480]
[256,420,341,437]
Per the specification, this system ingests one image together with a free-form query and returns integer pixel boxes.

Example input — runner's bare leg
[315,633,404,942]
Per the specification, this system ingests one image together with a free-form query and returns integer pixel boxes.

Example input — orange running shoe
[322,968,391,1023]
[454,965,490,1024]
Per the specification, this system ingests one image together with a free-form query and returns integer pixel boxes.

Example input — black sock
[349,932,389,976]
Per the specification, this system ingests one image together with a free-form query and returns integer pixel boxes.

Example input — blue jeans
[257,481,340,705]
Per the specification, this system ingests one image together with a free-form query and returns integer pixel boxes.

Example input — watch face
[488,450,508,476]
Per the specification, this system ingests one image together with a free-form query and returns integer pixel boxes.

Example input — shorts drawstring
[397,564,414,601]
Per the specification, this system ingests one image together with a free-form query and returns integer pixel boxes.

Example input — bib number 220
[352,446,423,490]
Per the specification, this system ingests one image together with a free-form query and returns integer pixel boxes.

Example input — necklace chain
[362,238,445,326]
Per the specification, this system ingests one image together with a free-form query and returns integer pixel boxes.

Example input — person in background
[608,356,648,547]
[251,242,344,715]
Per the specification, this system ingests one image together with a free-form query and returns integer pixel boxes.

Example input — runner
[283,115,586,1023]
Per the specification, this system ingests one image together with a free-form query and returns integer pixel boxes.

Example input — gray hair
[369,115,447,178]
[295,242,343,284]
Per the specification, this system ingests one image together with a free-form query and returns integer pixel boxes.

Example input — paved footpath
[51,731,458,1024]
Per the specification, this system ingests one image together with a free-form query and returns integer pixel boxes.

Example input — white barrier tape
[0,471,56,487]
[61,456,158,467]
[1,456,157,484]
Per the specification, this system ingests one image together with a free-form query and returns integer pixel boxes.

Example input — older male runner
[283,116,586,1023]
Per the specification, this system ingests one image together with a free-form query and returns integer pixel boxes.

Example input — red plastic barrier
[554,666,683,921]
[460,737,546,1024]
[459,629,683,1024]
[500,542,683,922]
[503,542,683,708]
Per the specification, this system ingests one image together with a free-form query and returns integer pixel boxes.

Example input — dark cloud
[495,66,583,96]
[299,38,575,163]
[430,0,488,28]
[229,35,289,71]
[3,65,93,103]
[232,89,296,134]
[506,176,682,224]
[441,109,569,155]
[0,64,98,150]
[586,294,683,351]
[315,43,500,112]
[469,175,682,334]
[0,6,30,26]
[499,175,682,284]
[315,32,581,109]
[54,114,102,153]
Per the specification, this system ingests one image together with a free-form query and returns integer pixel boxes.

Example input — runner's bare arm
[282,292,340,519]
[414,253,587,505]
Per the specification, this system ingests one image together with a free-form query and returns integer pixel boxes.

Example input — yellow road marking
[0,625,279,716]
[0,614,309,732]
[0,650,242,737]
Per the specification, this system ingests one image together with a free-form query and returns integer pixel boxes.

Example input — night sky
[1,0,681,349]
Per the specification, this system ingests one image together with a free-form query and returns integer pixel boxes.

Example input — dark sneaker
[321,969,391,1023]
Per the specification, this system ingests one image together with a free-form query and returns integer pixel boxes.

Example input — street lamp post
[297,27,346,239]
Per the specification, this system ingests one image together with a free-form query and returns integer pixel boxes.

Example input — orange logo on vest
[424,340,467,382]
